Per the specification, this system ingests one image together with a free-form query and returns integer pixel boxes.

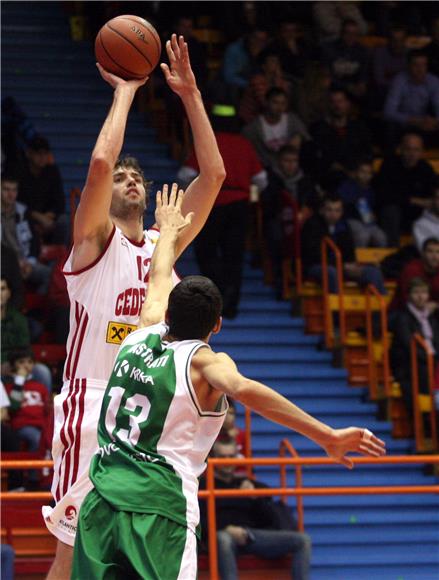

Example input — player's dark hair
[167,276,223,340]
[114,155,152,204]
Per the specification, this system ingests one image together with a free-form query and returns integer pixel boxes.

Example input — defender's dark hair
[167,275,222,340]
[114,155,152,203]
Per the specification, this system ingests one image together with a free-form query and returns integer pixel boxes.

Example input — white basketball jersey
[62,225,179,384]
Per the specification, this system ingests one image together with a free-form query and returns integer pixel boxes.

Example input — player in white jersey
[72,185,386,579]
[44,34,226,580]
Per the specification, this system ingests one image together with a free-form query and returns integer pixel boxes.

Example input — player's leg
[120,513,197,580]
[71,489,120,580]
[46,541,73,580]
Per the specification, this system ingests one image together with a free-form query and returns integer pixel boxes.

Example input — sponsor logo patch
[106,321,137,344]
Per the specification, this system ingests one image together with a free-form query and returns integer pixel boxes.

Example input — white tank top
[62,225,179,384]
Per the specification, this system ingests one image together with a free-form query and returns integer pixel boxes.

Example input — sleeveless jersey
[62,225,179,383]
[89,323,227,535]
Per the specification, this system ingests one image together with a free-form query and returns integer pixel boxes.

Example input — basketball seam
[117,16,161,54]
[98,31,144,78]
[106,22,153,67]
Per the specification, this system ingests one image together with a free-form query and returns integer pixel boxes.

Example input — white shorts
[42,378,107,546]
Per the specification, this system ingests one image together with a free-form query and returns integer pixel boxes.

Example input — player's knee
[217,530,234,551]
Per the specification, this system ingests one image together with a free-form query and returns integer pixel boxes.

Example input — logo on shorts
[115,359,130,377]
[64,505,77,521]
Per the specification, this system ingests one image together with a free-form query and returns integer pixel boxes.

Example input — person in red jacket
[178,104,267,318]
[390,237,439,314]
[5,347,50,489]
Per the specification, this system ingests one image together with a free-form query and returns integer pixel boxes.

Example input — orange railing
[279,439,304,532]
[321,237,345,348]
[2,454,439,580]
[365,284,391,400]
[411,333,438,451]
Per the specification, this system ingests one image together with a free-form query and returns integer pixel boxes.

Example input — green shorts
[72,489,197,580]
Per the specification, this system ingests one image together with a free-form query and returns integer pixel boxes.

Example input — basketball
[95,15,161,80]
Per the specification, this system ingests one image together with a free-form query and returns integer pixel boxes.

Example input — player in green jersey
[72,184,386,580]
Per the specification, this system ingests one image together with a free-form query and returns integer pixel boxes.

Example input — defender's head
[166,275,223,341]
[110,156,152,222]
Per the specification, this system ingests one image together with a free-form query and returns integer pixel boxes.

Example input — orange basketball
[95,15,161,79]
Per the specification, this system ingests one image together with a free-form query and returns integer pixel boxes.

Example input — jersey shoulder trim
[184,344,228,418]
[63,225,116,277]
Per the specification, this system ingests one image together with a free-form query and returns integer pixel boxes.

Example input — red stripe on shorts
[61,379,81,497]
[70,312,89,381]
[65,303,84,380]
[55,379,76,501]
[70,378,86,486]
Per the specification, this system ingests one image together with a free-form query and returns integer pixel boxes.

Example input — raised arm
[138,184,193,328]
[71,66,147,271]
[160,34,226,256]
[193,349,386,468]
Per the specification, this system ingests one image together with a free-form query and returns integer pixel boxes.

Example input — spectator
[301,195,387,294]
[178,104,267,319]
[261,146,320,294]
[413,183,439,252]
[310,88,372,189]
[425,18,439,78]
[1,379,24,490]
[175,16,208,91]
[336,158,387,248]
[372,26,407,105]
[1,175,51,294]
[217,398,248,458]
[321,19,369,99]
[200,438,312,580]
[238,52,292,124]
[221,28,270,103]
[296,64,332,126]
[242,88,310,169]
[383,50,439,145]
[16,135,68,245]
[5,347,50,489]
[313,1,368,44]
[374,132,437,246]
[1,277,52,391]
[390,237,439,314]
[46,248,70,344]
[390,277,439,417]
[1,243,24,309]
[267,20,310,80]
[0,544,15,580]
[1,96,37,177]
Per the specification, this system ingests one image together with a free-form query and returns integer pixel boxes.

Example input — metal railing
[321,237,345,348]
[365,284,391,400]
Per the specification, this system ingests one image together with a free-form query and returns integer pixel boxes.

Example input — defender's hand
[160,34,197,97]
[155,183,194,233]
[323,427,386,469]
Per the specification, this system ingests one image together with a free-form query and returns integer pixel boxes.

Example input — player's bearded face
[110,168,147,220]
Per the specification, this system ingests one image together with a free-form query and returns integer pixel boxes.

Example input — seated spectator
[200,438,312,580]
[0,544,15,580]
[413,181,439,252]
[46,247,70,344]
[296,64,331,126]
[372,26,407,106]
[1,277,52,391]
[390,237,439,314]
[383,50,439,146]
[301,195,387,294]
[390,278,439,418]
[310,88,372,189]
[1,242,24,309]
[221,28,270,104]
[1,379,24,490]
[425,18,439,78]
[242,88,310,169]
[336,158,387,248]
[313,1,368,44]
[1,96,37,177]
[5,348,50,489]
[178,104,267,319]
[1,174,51,294]
[16,135,68,245]
[266,20,310,80]
[238,52,292,124]
[374,132,437,246]
[261,146,320,294]
[321,19,369,99]
[217,398,247,458]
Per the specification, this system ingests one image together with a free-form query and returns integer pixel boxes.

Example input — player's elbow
[89,155,114,179]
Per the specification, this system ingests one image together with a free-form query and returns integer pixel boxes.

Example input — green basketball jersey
[89,322,227,534]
